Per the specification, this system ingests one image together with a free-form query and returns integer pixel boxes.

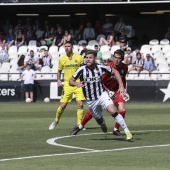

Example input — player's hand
[76,82,84,88]
[118,85,125,98]
[57,80,63,87]
[123,92,130,102]
[108,90,116,100]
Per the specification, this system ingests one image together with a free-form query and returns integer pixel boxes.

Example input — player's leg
[29,84,34,102]
[101,91,132,140]
[25,84,29,99]
[49,85,72,130]
[113,102,126,136]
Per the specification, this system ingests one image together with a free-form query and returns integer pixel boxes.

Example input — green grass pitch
[0,102,170,170]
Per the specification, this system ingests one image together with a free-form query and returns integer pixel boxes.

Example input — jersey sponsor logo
[0,88,15,96]
[65,64,78,68]
[84,77,100,83]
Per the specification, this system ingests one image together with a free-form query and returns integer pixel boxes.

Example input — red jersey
[102,61,128,92]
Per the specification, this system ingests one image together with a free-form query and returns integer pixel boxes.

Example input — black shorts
[24,84,34,92]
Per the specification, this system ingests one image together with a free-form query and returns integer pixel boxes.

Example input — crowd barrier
[0,80,170,102]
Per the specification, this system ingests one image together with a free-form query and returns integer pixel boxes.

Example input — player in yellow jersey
[49,41,85,130]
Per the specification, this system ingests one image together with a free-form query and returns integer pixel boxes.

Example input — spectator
[44,26,55,48]
[116,29,127,49]
[15,29,25,49]
[114,16,126,37]
[94,45,102,60]
[3,28,15,49]
[53,26,64,46]
[14,19,23,35]
[39,50,53,68]
[3,19,13,35]
[124,47,133,65]
[102,18,113,37]
[99,31,115,47]
[80,43,88,59]
[74,24,84,44]
[165,27,170,40]
[143,53,157,73]
[58,30,72,47]
[94,20,102,37]
[32,19,41,38]
[24,50,40,71]
[35,26,45,47]
[0,43,9,64]
[129,52,144,73]
[24,24,33,45]
[17,63,36,102]
[83,22,95,42]
[17,55,26,73]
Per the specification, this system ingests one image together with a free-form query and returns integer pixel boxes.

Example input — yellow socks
[77,108,84,125]
[55,106,64,122]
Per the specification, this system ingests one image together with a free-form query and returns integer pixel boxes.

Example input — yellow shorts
[60,84,85,103]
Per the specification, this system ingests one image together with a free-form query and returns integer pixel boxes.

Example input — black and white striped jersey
[72,64,112,101]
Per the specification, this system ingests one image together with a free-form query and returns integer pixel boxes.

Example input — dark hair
[65,41,73,45]
[82,43,87,46]
[17,55,25,66]
[86,50,97,58]
[136,52,141,56]
[30,50,34,53]
[114,49,125,60]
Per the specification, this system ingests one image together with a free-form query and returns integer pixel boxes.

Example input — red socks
[81,110,93,126]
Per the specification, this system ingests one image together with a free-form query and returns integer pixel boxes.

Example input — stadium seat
[18,46,28,56]
[151,45,162,55]
[8,46,18,56]
[1,62,10,70]
[149,39,159,45]
[96,34,105,42]
[150,70,160,80]
[138,70,150,80]
[100,45,110,53]
[39,45,48,52]
[126,70,138,80]
[102,51,112,60]
[9,53,18,60]
[49,46,58,53]
[162,45,170,54]
[157,63,169,72]
[160,39,169,45]
[88,40,98,46]
[152,50,163,60]
[140,44,151,56]
[159,72,170,80]
[86,45,95,50]
[27,45,38,53]
[110,45,120,54]
[10,58,18,67]
[41,66,51,73]
[0,68,9,81]
[28,40,37,46]
[44,74,56,80]
[73,45,79,54]
[9,72,20,81]
[58,46,66,55]
[78,40,87,46]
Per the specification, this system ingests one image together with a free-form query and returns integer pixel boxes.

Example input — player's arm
[57,70,63,87]
[111,68,125,95]
[69,77,84,87]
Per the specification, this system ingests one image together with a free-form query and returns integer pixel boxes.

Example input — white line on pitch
[0,130,170,162]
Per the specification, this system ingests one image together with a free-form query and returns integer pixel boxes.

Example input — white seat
[159,71,170,80]
[88,40,98,46]
[162,45,170,54]
[73,45,79,53]
[58,46,66,55]
[44,74,56,80]
[138,70,150,80]
[34,73,44,80]
[152,50,163,60]
[49,46,58,53]
[155,56,167,66]
[28,40,37,46]
[78,40,87,46]
[18,46,28,56]
[157,63,169,72]
[1,62,10,70]
[86,45,95,50]
[9,53,18,60]
[96,34,105,42]
[100,45,110,53]
[160,39,169,45]
[8,46,18,56]
[140,44,151,56]
[102,51,112,60]
[151,45,162,55]
[126,70,138,80]
[10,73,20,81]
[150,70,160,80]
[41,66,51,73]
[149,39,159,45]
[110,45,120,54]
[27,46,38,53]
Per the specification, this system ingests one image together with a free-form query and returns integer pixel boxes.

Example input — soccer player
[69,50,132,141]
[49,41,85,130]
[70,49,129,136]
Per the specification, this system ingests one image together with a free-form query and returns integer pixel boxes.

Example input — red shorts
[113,91,124,104]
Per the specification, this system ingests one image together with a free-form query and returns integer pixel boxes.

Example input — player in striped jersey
[49,41,85,130]
[69,50,132,141]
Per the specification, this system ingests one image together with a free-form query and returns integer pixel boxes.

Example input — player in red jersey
[70,49,130,136]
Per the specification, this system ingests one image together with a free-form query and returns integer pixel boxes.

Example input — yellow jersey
[58,53,83,83]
